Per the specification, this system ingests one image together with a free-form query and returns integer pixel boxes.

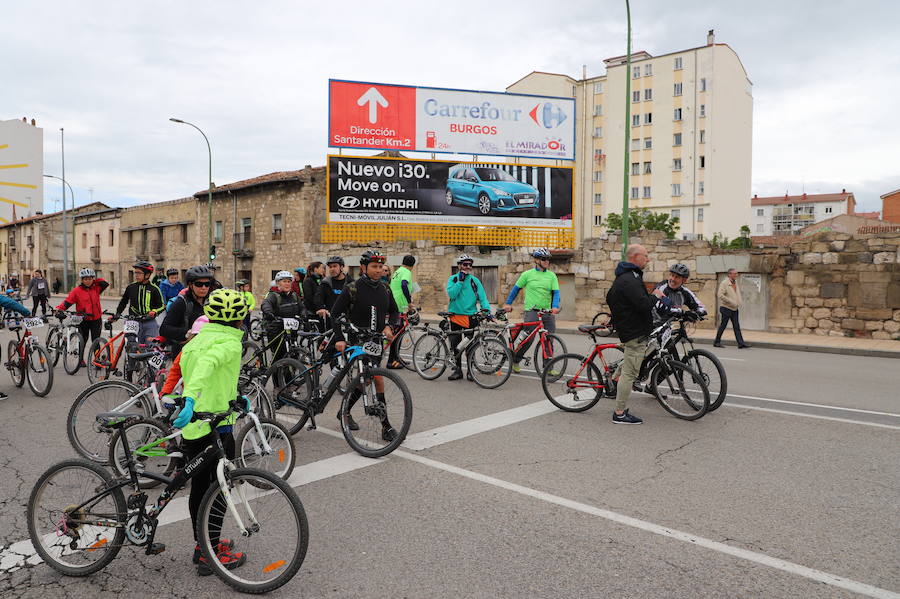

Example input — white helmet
[275,270,293,282]
[457,254,474,264]
[79,268,96,278]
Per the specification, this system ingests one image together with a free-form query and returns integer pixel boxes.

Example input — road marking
[716,357,746,362]
[395,450,900,599]
[722,403,900,430]
[725,392,900,417]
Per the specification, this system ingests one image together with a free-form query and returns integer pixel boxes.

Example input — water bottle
[456,336,471,352]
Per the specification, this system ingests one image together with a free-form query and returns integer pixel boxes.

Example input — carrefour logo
[529,103,568,129]
[337,196,361,209]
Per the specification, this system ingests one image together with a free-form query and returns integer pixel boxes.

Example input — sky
[3,0,899,214]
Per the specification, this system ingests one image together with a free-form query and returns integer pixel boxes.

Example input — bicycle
[386,309,425,371]
[542,316,711,420]
[28,401,309,593]
[269,320,412,458]
[667,314,728,411]
[492,308,567,375]
[3,312,54,397]
[45,310,88,375]
[85,313,157,384]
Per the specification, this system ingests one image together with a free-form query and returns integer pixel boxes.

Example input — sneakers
[338,413,360,431]
[192,539,234,564]
[448,369,463,381]
[712,342,723,348]
[382,425,398,442]
[612,409,643,425]
[738,343,751,349]
[511,363,522,374]
[196,544,246,576]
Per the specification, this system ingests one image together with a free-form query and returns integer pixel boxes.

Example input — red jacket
[58,279,109,321]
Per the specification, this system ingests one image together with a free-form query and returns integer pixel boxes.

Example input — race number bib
[661,327,672,347]
[66,315,84,325]
[148,353,164,370]
[24,317,45,330]
[362,341,383,357]
[282,318,300,330]
[123,320,140,335]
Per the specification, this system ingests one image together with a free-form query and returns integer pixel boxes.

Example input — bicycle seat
[95,412,140,429]
[578,324,612,335]
[437,311,452,318]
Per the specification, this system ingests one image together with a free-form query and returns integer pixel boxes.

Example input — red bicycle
[492,308,567,375]
[4,312,54,397]
[386,309,424,371]
[540,323,621,412]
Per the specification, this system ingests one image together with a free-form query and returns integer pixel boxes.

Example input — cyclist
[329,250,398,440]
[113,261,165,343]
[261,270,304,363]
[445,254,490,381]
[160,268,184,305]
[171,288,249,576]
[502,248,560,373]
[386,255,416,369]
[303,262,326,316]
[291,267,305,297]
[318,256,354,313]
[1,289,35,399]
[161,265,215,356]
[56,268,109,365]
[235,279,256,330]
[653,263,706,322]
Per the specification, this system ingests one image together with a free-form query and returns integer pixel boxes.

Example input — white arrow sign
[357,87,389,124]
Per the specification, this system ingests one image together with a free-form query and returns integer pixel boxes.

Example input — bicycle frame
[562,341,621,392]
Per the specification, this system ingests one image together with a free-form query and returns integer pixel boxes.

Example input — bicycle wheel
[86,337,112,383]
[239,374,274,419]
[269,358,313,435]
[26,343,54,397]
[340,366,412,458]
[467,337,513,389]
[242,339,259,361]
[412,331,448,380]
[63,330,86,375]
[592,311,612,327]
[648,360,710,420]
[197,468,308,594]
[541,353,604,412]
[108,417,178,489]
[533,333,567,376]
[68,380,147,463]
[249,317,265,342]
[681,349,727,411]
[7,340,24,387]
[27,459,126,576]
[47,327,62,367]
[235,417,296,482]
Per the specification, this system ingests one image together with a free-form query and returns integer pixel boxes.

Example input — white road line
[722,403,900,430]
[395,450,900,599]
[725,393,900,417]
[716,357,746,362]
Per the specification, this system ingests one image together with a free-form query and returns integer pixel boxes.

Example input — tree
[604,209,680,239]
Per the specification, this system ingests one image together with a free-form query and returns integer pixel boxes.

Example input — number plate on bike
[66,315,83,325]
[661,327,672,347]
[24,317,44,330]
[282,318,300,330]
[123,320,140,334]
[362,341,382,356]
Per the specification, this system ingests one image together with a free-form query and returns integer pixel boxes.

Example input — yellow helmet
[204,288,249,322]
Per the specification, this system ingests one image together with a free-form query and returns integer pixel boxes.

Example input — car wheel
[477,194,491,215]
[445,189,454,206]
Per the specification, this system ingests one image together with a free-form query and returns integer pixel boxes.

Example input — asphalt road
[0,317,897,598]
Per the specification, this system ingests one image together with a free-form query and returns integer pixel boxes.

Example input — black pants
[31,296,48,316]
[715,307,745,345]
[183,431,235,544]
[77,319,103,361]
[448,318,473,371]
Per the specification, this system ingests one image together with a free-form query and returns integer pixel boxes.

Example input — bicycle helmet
[669,263,690,278]
[360,250,385,265]
[407,309,420,326]
[165,268,179,276]
[204,288,249,322]
[457,254,474,264]
[532,248,551,259]
[275,270,293,282]
[235,279,248,287]
[185,265,214,284]
[132,260,154,273]
[294,267,306,275]
[79,268,96,278]
[326,256,345,266]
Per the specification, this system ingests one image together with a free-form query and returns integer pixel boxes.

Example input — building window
[179,223,187,243]
[127,231,132,246]
[594,215,602,227]
[593,104,603,116]
[698,208,704,222]
[631,162,640,176]
[643,88,652,101]
[593,171,603,182]
[674,108,682,121]
[672,184,682,197]
[673,133,682,146]
[698,181,705,195]
[272,213,283,239]
[700,78,707,92]
[673,158,682,171]
[643,161,652,174]
[644,137,652,149]
[633,66,641,79]
[644,64,652,76]
[699,155,706,168]
[632,114,640,127]
[671,209,681,219]
[82,232,87,248]
[632,90,640,103]
[214,220,223,243]
[594,82,603,94]
[109,229,114,246]
[644,112,652,125]
[642,186,651,198]
[699,104,706,117]
[757,208,764,217]
[631,187,639,200]
[593,126,603,137]
[700,129,706,144]
[756,223,764,233]
[825,206,833,214]
[674,83,683,96]
[674,57,683,70]
[593,193,602,204]
[631,138,641,151]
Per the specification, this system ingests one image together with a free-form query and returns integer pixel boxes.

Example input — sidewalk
[418,312,900,359]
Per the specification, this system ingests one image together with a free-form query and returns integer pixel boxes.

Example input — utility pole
[60,128,68,288]
[621,0,632,259]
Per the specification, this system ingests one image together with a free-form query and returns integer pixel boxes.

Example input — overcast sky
[3,0,898,214]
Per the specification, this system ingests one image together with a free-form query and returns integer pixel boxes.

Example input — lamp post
[169,118,213,266]
[43,173,74,287]
[621,0,632,259]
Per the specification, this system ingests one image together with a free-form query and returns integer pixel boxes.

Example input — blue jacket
[446,273,490,315]
[160,279,185,304]
[0,295,32,317]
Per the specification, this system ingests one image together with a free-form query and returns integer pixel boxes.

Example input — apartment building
[73,207,123,289]
[507,30,752,242]
[751,190,856,236]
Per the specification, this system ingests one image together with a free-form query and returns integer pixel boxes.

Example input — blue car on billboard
[445,166,540,215]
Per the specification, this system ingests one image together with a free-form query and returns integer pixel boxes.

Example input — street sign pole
[621,0,632,259]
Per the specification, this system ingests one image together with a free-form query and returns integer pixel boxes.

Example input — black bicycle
[28,401,309,594]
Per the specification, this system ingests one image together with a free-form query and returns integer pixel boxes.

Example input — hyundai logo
[337,196,361,209]
[529,103,567,129]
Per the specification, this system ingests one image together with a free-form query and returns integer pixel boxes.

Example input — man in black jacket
[317,256,354,313]
[606,244,673,424]
[160,265,214,356]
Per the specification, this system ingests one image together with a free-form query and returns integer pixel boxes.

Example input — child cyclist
[171,288,250,575]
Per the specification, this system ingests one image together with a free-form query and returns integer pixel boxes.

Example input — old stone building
[73,206,123,289]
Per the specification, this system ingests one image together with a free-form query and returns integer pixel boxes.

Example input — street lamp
[621,0,633,259]
[43,173,75,286]
[169,118,213,265]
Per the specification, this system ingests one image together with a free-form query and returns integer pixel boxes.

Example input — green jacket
[446,273,490,315]
[390,266,413,312]
[180,322,243,440]
[241,290,256,311]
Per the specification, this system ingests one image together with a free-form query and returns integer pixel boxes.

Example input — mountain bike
[3,312,54,396]
[28,401,309,593]
[668,314,728,411]
[492,308,567,375]
[46,311,88,375]
[386,309,425,371]
[86,313,158,384]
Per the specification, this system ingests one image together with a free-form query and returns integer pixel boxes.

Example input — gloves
[240,394,252,412]
[457,272,467,281]
[56,310,67,320]
[172,396,195,428]
[684,311,701,322]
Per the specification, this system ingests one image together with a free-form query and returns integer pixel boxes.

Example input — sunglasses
[192,280,213,287]
[460,262,474,268]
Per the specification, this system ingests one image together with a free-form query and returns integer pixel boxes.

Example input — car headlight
[491,187,511,197]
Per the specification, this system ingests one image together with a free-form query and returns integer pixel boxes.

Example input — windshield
[474,168,517,182]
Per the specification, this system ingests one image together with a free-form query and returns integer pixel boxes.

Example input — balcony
[135,244,149,260]
[232,231,254,258]
[90,246,101,263]
[150,238,164,260]
[26,236,34,248]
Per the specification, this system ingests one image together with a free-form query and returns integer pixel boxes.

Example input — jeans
[715,307,745,345]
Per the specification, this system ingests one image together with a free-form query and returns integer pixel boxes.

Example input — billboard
[329,79,576,161]
[327,155,574,229]
[0,119,43,223]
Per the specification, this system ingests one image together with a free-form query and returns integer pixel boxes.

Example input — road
[0,318,897,598]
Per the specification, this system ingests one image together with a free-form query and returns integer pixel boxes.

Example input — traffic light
[209,244,217,261]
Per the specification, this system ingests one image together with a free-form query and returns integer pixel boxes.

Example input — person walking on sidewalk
[714,268,750,349]
[446,254,491,381]
[26,269,50,316]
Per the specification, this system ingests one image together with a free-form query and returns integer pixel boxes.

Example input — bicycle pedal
[146,542,166,555]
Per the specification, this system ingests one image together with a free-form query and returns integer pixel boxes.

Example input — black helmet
[185,265,214,284]
[326,256,345,267]
[132,261,154,274]
[360,250,385,265]
[165,268,178,276]
[669,263,690,278]
[235,279,248,287]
